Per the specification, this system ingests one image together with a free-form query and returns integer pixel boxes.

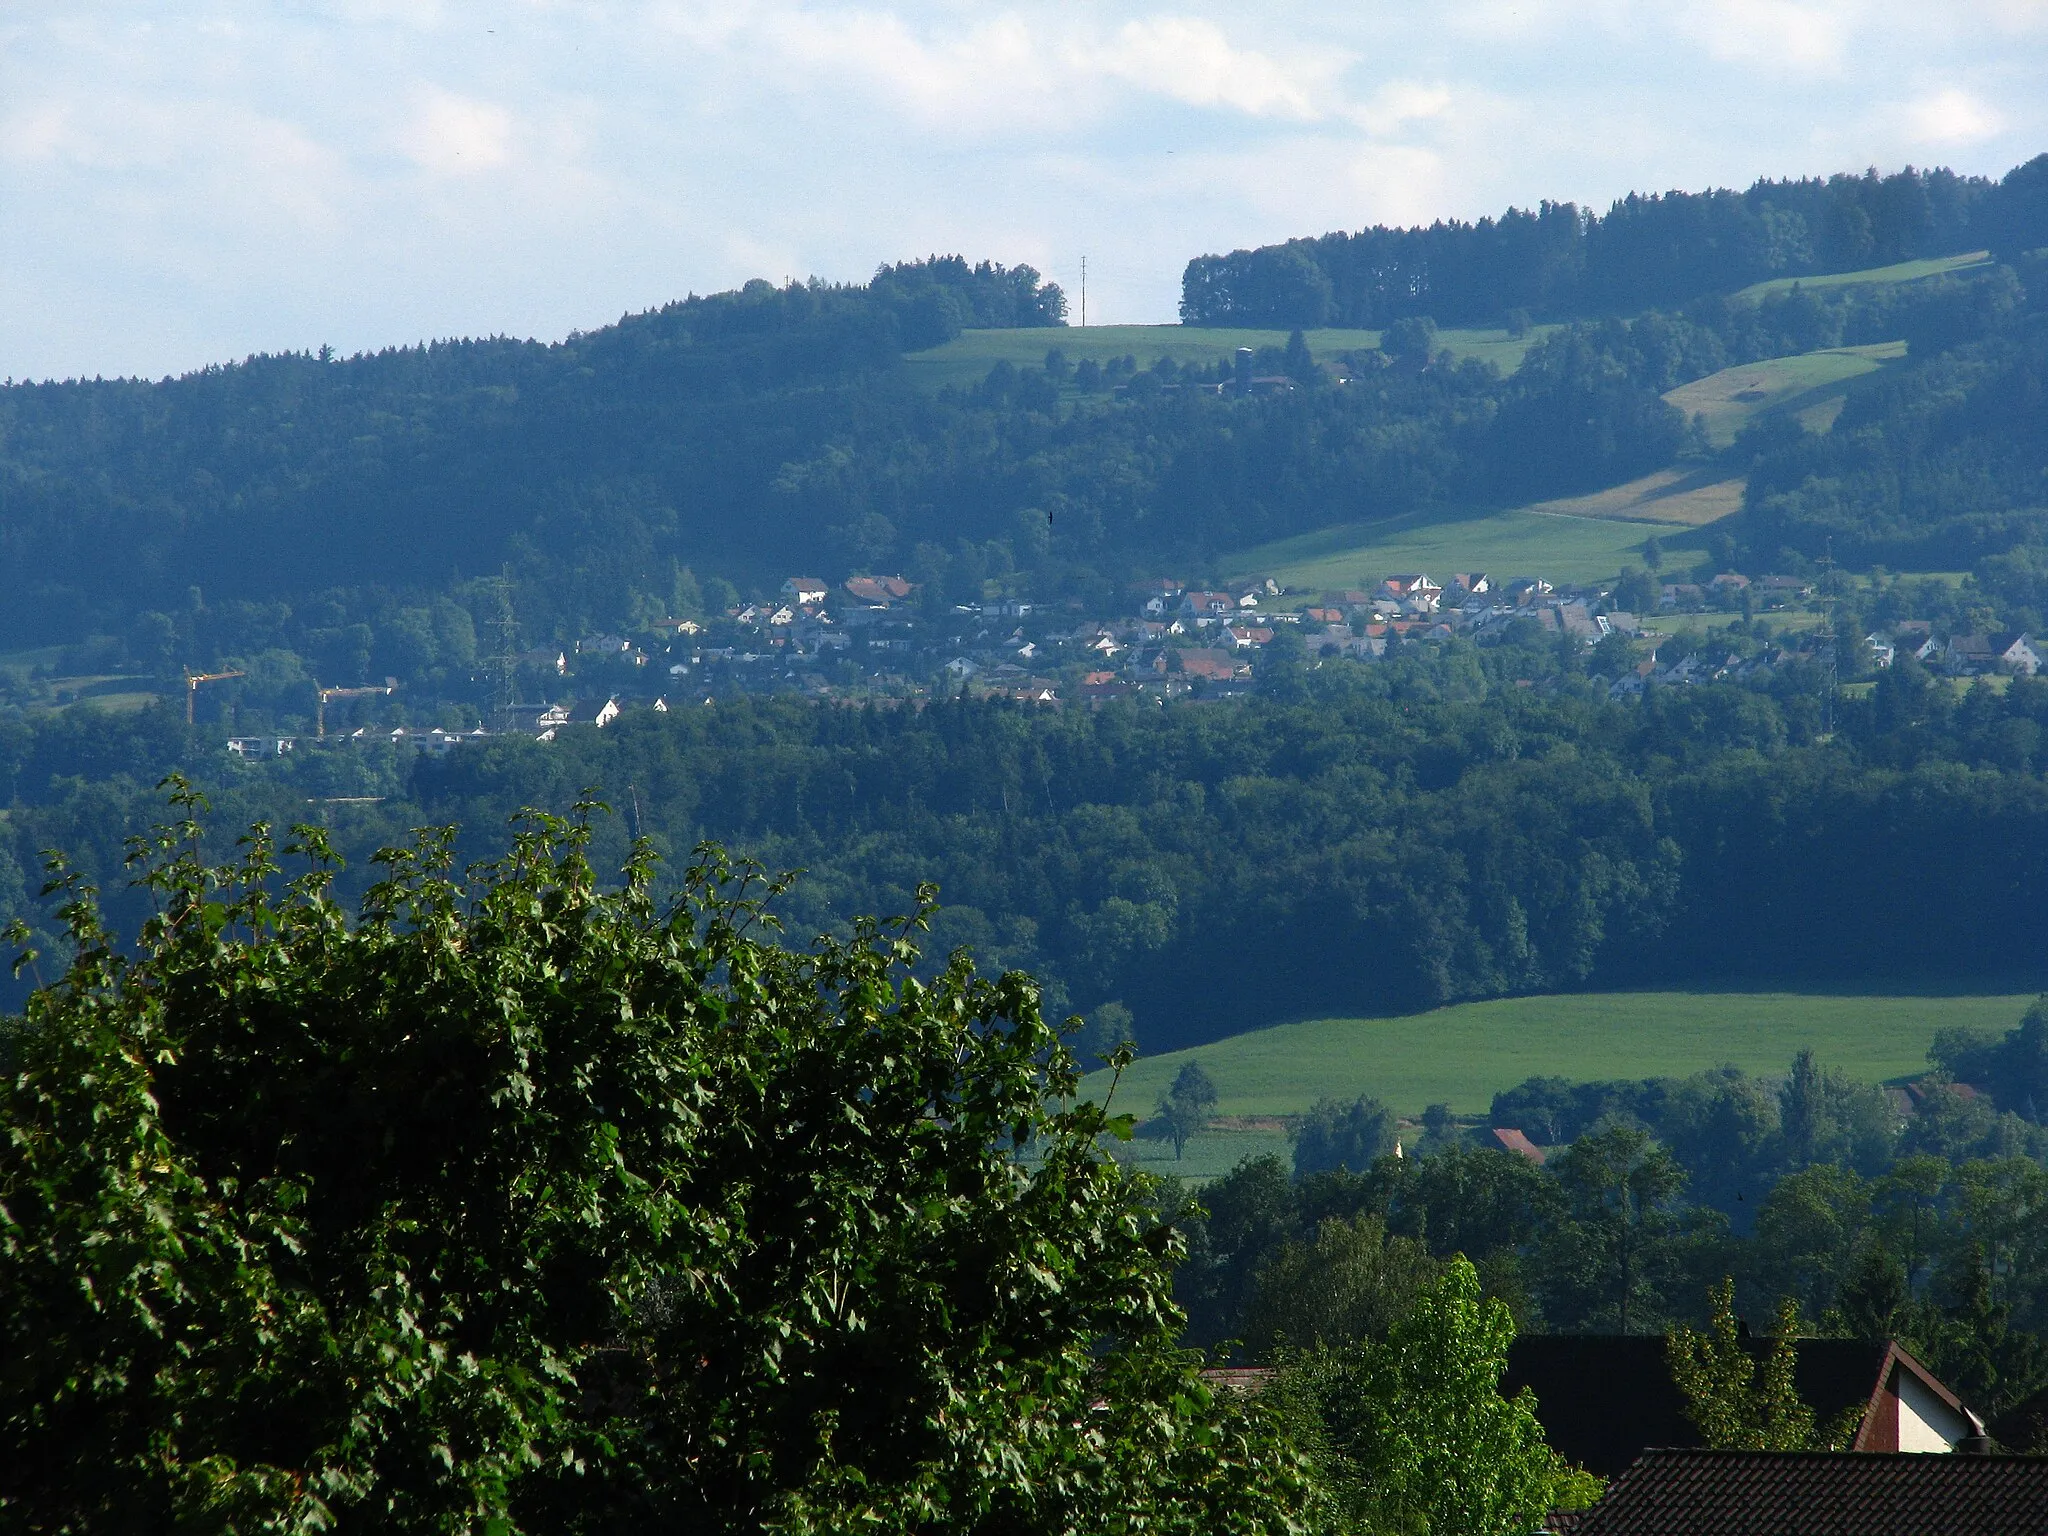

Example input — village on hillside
[213,563,2045,758]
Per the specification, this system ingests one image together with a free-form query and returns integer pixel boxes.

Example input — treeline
[1182,156,2048,327]
[13,625,2048,1040]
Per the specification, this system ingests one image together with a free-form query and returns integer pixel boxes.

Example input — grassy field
[1077,990,2035,1121]
[1522,467,1744,528]
[3,675,162,715]
[1733,251,1987,303]
[1105,1125,1294,1183]
[50,690,161,714]
[902,323,1557,392]
[1218,504,1672,593]
[1663,342,1905,447]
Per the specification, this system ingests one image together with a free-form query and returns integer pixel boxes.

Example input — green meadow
[901,322,1557,392]
[1217,504,1669,593]
[1217,330,1932,595]
[1732,250,1988,302]
[1077,990,2036,1122]
[1663,341,1906,446]
[1106,1125,1296,1183]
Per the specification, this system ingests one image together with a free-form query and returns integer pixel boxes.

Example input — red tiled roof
[1492,1127,1546,1163]
[1555,1449,2048,1536]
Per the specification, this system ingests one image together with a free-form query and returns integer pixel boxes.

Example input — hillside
[1216,503,1669,592]
[901,322,1553,391]
[0,153,2037,694]
[1663,341,1904,446]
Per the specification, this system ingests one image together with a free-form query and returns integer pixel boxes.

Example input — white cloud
[1670,0,1861,72]
[398,88,515,175]
[1344,81,1454,137]
[1079,17,1334,120]
[757,9,1059,130]
[1900,87,2007,146]
[0,103,82,166]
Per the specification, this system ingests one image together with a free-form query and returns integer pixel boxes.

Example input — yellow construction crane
[316,683,395,738]
[184,669,245,726]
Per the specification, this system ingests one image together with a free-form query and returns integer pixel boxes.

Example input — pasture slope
[1216,505,1670,593]
[926,250,1977,593]
[1731,250,1989,302]
[1217,330,1927,594]
[1078,990,2035,1123]
[1663,341,1907,446]
[902,322,1556,392]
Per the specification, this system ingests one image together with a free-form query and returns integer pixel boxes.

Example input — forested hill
[1183,154,2048,327]
[0,258,1062,648]
[3,153,2046,672]
[0,259,1709,658]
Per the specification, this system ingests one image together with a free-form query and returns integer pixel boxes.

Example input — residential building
[1379,574,1441,600]
[1988,631,2042,676]
[1548,1448,2045,1536]
[1501,1336,1983,1480]
[1490,1128,1545,1162]
[537,696,622,730]
[1171,647,1250,682]
[842,575,914,604]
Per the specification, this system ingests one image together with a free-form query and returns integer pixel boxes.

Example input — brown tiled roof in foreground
[1552,1448,2048,1535]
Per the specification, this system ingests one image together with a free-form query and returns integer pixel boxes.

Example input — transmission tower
[1815,538,1838,738]
[483,576,521,723]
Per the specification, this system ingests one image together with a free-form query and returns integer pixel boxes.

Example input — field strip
[1078,990,2036,1119]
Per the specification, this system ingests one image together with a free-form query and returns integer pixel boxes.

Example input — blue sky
[3,1,2045,380]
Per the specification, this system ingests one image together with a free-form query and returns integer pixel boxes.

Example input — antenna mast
[1080,255,1086,329]
[1816,538,1838,738]
[484,575,520,723]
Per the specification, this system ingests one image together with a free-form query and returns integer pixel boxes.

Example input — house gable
[1501,1336,1980,1480]
[1852,1343,1984,1453]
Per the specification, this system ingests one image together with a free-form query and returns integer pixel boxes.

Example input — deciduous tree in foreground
[0,785,1313,1535]
[1268,1258,1602,1536]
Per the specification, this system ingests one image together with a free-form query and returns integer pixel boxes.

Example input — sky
[3,1,2046,382]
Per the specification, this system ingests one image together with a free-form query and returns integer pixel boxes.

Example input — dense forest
[1182,154,2048,327]
[10,619,2048,1045]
